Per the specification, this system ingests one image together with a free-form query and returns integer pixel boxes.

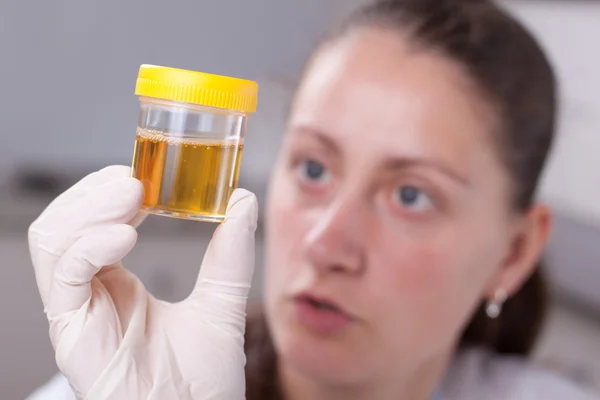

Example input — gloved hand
[28,165,258,400]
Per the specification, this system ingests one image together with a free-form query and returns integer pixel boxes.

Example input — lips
[292,292,356,335]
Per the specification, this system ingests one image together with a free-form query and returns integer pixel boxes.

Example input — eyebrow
[294,126,470,186]
[383,158,471,186]
[294,127,340,153]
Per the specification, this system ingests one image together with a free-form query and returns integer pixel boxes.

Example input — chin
[268,307,370,384]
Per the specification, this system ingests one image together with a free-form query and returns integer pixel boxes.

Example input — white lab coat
[26,347,599,399]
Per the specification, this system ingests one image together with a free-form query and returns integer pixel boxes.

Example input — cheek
[366,228,491,346]
[369,238,454,310]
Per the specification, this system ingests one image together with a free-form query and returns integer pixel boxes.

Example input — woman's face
[264,29,528,384]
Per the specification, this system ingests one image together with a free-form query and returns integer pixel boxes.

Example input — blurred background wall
[0,0,598,398]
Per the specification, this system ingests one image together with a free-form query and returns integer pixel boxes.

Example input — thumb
[190,189,258,327]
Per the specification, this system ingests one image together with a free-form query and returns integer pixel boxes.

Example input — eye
[297,159,332,184]
[393,185,434,212]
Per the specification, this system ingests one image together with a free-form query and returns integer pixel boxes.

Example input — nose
[302,196,366,275]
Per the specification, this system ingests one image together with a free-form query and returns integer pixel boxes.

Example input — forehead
[291,29,496,163]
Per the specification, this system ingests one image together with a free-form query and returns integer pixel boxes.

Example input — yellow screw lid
[135,64,258,113]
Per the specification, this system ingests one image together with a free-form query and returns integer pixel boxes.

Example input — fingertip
[128,211,148,229]
[117,224,138,253]
[100,223,138,251]
[97,165,132,178]
[83,224,138,267]
[124,177,145,207]
[99,176,145,210]
[112,223,138,243]
[225,189,258,232]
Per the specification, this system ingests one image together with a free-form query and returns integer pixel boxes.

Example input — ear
[485,204,552,299]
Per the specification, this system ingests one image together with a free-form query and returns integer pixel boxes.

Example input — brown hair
[246,0,557,397]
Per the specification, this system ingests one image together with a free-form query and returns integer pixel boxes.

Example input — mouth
[292,292,356,335]
[297,294,346,313]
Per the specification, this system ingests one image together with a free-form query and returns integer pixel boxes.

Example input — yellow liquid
[131,128,243,222]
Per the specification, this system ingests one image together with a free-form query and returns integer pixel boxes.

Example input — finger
[35,165,132,221]
[32,176,143,259]
[189,189,258,332]
[29,165,135,258]
[31,177,144,306]
[41,165,147,228]
[195,189,258,295]
[128,210,148,229]
[46,224,138,318]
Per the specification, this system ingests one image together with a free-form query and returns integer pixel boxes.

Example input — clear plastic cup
[131,64,258,222]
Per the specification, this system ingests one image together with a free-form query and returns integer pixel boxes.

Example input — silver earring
[486,289,507,319]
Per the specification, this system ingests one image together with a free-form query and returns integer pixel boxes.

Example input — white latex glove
[28,165,258,400]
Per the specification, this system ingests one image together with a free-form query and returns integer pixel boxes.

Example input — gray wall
[0,0,359,167]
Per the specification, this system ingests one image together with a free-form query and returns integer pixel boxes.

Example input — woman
[27,0,598,399]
